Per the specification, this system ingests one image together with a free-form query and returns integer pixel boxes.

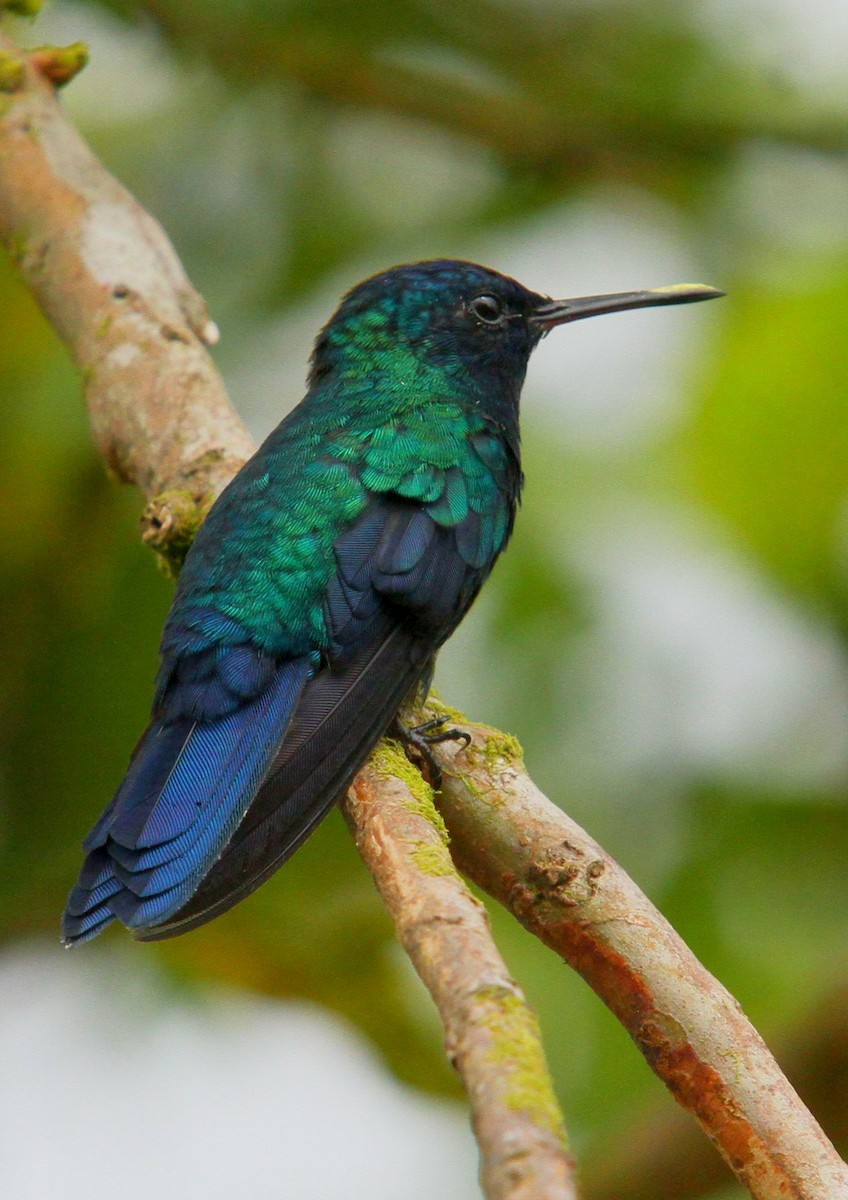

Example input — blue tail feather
[64,903,115,942]
[83,721,195,851]
[62,657,311,944]
[65,875,121,916]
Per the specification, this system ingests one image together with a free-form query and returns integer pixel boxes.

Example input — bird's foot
[391,715,471,790]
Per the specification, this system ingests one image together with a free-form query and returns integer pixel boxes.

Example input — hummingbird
[62,260,722,944]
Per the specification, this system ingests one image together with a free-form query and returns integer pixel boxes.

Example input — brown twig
[345,742,576,1200]
[0,30,255,569]
[581,981,848,1200]
[421,704,848,1200]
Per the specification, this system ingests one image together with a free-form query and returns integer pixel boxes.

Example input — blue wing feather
[62,654,311,944]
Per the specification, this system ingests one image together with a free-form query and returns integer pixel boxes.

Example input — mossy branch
[580,980,848,1200]
[421,710,848,1200]
[0,28,254,573]
[347,745,575,1200]
[28,42,89,88]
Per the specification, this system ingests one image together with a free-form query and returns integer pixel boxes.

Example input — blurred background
[2,1,848,1196]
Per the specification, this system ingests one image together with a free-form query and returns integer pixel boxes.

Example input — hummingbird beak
[529,283,725,330]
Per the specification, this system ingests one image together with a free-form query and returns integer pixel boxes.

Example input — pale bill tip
[651,283,725,300]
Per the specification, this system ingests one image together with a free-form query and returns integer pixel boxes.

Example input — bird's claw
[391,716,471,789]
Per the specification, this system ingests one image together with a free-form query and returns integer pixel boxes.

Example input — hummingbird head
[309,259,722,398]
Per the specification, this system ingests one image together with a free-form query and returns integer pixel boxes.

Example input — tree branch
[581,980,848,1200]
[421,705,848,1200]
[0,29,254,569]
[344,742,576,1200]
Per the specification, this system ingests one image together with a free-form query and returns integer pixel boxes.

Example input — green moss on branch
[29,42,88,87]
[370,738,432,805]
[410,840,455,877]
[0,49,23,92]
[478,985,569,1147]
[141,488,212,576]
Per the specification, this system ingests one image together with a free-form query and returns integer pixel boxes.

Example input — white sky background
[6,2,848,1198]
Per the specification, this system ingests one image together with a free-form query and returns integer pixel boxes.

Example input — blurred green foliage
[682,272,848,607]
[2,1,848,1195]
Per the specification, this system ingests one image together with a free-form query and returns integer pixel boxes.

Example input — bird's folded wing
[140,489,493,940]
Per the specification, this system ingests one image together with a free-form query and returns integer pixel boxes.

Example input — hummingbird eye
[468,294,505,325]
